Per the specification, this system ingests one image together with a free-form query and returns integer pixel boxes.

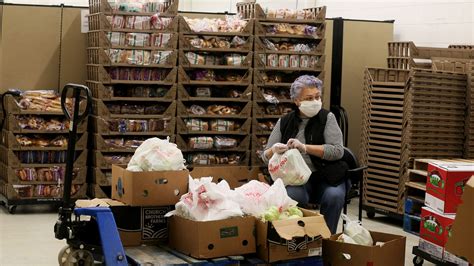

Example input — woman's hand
[287,138,306,154]
[271,143,289,154]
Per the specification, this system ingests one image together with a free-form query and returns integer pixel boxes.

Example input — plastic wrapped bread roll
[188,137,214,149]
[214,137,238,149]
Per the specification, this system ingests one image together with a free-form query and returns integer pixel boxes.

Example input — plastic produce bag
[233,179,301,222]
[166,176,243,221]
[341,214,374,246]
[126,137,186,172]
[268,149,311,186]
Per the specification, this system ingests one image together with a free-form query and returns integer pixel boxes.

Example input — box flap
[271,215,331,240]
[256,219,269,249]
[75,198,126,208]
[445,176,474,263]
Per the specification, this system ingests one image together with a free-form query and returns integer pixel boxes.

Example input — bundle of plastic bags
[233,179,303,222]
[127,137,186,172]
[337,214,374,246]
[268,149,312,186]
[166,176,243,221]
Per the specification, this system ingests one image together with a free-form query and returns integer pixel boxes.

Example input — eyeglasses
[300,95,321,101]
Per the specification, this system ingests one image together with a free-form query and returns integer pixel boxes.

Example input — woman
[261,75,346,234]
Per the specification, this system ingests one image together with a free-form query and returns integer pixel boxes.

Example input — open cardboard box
[111,165,189,206]
[169,215,256,259]
[256,208,331,263]
[323,231,406,266]
[76,198,172,247]
[445,176,474,264]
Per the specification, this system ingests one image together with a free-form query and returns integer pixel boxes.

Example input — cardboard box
[76,199,172,247]
[425,162,474,214]
[419,206,455,248]
[169,215,256,259]
[256,209,331,263]
[445,176,474,264]
[189,166,260,189]
[323,231,406,266]
[111,165,189,206]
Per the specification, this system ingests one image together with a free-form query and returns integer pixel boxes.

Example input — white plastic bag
[233,180,271,217]
[127,137,186,172]
[268,149,311,186]
[341,214,373,246]
[166,176,243,221]
[337,233,357,244]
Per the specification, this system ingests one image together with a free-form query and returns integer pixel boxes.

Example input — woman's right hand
[271,143,289,154]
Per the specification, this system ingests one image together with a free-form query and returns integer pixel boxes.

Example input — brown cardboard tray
[87,48,178,67]
[185,151,250,168]
[388,42,414,57]
[179,50,253,69]
[93,151,132,170]
[0,162,86,185]
[366,178,399,190]
[177,66,252,86]
[91,115,175,136]
[2,95,64,116]
[179,34,253,52]
[251,117,278,135]
[87,30,178,50]
[387,57,414,70]
[93,167,112,186]
[177,84,252,102]
[179,17,253,36]
[88,13,179,32]
[0,147,87,168]
[176,116,251,135]
[87,183,111,198]
[366,67,410,83]
[1,130,88,151]
[87,65,177,85]
[176,134,251,152]
[92,99,176,119]
[176,101,252,119]
[87,81,177,101]
[254,20,325,40]
[236,2,326,23]
[362,200,400,214]
[1,114,87,134]
[88,0,178,16]
[93,134,174,152]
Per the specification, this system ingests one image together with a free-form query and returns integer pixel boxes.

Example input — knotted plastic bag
[166,176,243,221]
[127,137,186,172]
[268,149,311,186]
[341,214,373,246]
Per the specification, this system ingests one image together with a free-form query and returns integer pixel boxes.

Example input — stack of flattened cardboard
[400,69,468,190]
[360,68,409,215]
[465,62,474,159]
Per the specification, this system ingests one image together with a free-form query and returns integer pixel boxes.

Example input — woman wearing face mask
[261,75,346,234]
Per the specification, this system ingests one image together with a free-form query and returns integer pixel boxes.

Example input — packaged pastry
[230,36,246,48]
[278,55,290,68]
[309,56,319,68]
[50,136,68,147]
[14,185,34,198]
[16,168,37,181]
[300,55,310,68]
[220,154,241,165]
[210,119,237,131]
[150,16,172,30]
[228,89,242,98]
[188,104,206,115]
[195,87,211,97]
[151,33,172,48]
[207,105,239,115]
[267,54,278,67]
[225,54,245,66]
[188,137,214,149]
[152,51,172,65]
[125,33,151,47]
[214,137,238,149]
[185,119,209,131]
[290,55,300,68]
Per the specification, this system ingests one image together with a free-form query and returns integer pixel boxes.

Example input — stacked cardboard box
[0,92,87,213]
[236,3,326,169]
[418,161,474,265]
[360,68,409,215]
[176,15,253,167]
[86,0,179,197]
[465,62,474,159]
[400,69,468,187]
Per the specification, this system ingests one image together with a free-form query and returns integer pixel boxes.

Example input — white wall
[316,0,474,47]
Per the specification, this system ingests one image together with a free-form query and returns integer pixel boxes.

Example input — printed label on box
[419,238,443,259]
[141,207,170,240]
[308,247,322,257]
[425,193,445,214]
[220,226,238,238]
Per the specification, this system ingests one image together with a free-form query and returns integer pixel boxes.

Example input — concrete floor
[0,199,433,266]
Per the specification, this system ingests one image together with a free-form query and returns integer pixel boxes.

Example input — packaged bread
[189,153,217,165]
[300,55,310,68]
[107,32,126,46]
[151,33,172,47]
[210,119,237,131]
[185,119,209,131]
[290,55,300,68]
[188,137,214,149]
[13,185,34,198]
[186,52,205,65]
[125,33,151,47]
[207,105,239,115]
[152,51,172,65]
[278,55,290,68]
[195,87,211,97]
[225,54,245,66]
[16,168,37,181]
[214,137,238,149]
[267,54,278,67]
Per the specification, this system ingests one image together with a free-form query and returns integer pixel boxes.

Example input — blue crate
[403,213,421,236]
[404,197,424,216]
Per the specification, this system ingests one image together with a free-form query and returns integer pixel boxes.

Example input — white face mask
[298,99,322,117]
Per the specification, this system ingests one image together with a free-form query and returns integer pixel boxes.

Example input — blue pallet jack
[53,84,127,266]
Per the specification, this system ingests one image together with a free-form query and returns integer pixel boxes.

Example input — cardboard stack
[360,68,409,216]
[418,161,474,265]
[236,3,326,170]
[465,61,474,159]
[400,69,468,188]
[0,92,88,212]
[86,0,179,197]
[175,15,253,167]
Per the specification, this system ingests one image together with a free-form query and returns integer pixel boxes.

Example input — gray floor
[0,199,433,266]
